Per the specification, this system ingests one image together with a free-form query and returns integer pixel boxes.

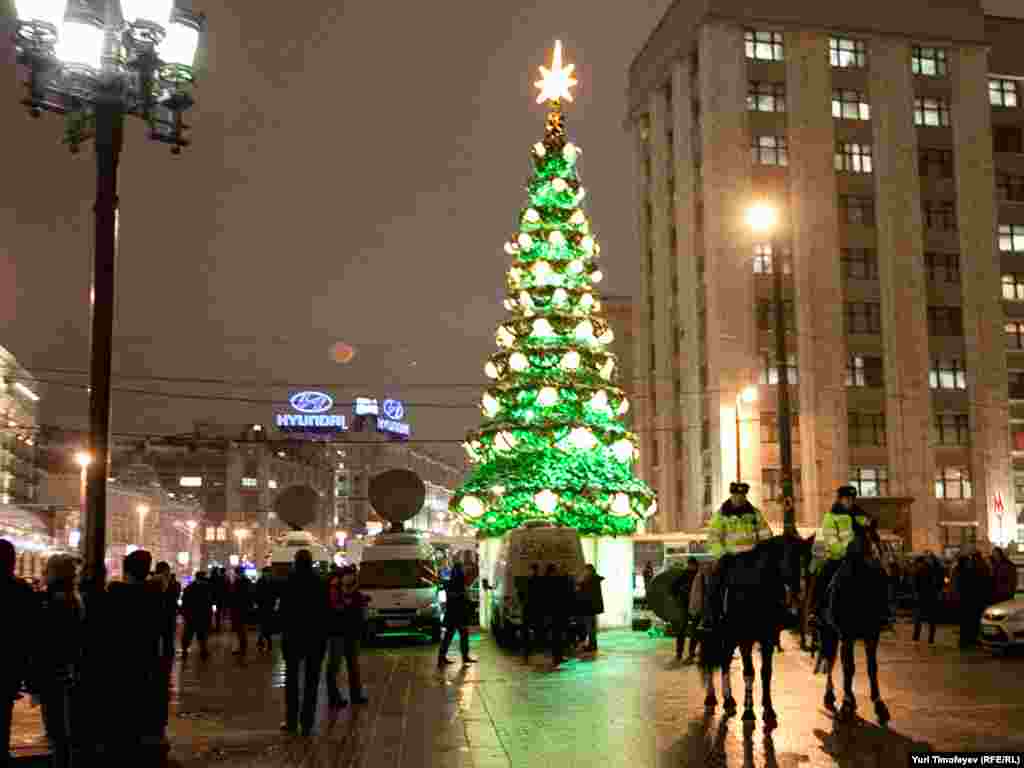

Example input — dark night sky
[0,0,674,463]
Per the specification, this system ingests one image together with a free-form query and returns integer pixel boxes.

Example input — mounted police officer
[700,481,774,631]
[808,485,879,626]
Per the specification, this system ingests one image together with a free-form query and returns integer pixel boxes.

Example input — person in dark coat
[152,562,178,659]
[230,567,252,657]
[438,562,476,667]
[181,572,213,660]
[992,548,1017,605]
[521,564,543,662]
[210,568,227,632]
[28,554,86,768]
[954,555,979,649]
[544,564,574,668]
[255,567,277,654]
[279,550,329,736]
[325,566,369,708]
[912,556,940,644]
[672,557,700,662]
[576,565,605,652]
[1,540,37,768]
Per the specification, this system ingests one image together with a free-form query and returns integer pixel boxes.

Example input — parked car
[980,596,1024,652]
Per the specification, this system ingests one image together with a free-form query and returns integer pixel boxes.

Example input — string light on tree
[450,41,655,537]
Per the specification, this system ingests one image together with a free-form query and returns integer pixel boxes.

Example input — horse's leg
[839,637,857,721]
[760,638,777,726]
[741,641,756,722]
[721,637,736,715]
[865,633,890,725]
[703,649,717,709]
[822,635,837,712]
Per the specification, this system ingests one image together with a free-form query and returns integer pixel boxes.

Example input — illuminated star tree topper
[450,41,657,538]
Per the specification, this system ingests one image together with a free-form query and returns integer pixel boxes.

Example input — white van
[484,521,586,647]
[358,531,443,643]
[269,530,332,580]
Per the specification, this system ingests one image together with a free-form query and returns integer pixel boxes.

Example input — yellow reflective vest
[707,502,774,558]
[810,504,870,573]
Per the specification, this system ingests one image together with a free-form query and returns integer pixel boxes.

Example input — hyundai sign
[276,391,347,433]
[352,396,411,438]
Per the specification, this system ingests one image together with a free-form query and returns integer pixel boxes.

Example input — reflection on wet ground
[11,621,1024,767]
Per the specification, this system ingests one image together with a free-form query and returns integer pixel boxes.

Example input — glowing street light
[75,452,92,469]
[746,202,779,235]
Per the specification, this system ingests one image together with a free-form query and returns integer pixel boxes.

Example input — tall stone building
[629,1,1024,551]
[602,296,637,429]
[0,345,39,506]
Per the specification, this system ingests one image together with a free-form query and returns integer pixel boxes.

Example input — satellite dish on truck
[369,469,425,531]
[273,484,320,530]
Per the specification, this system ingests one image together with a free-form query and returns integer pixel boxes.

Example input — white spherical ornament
[598,328,615,344]
[576,187,587,202]
[548,230,566,247]
[560,350,581,371]
[569,210,585,226]
[617,397,630,415]
[563,143,579,162]
[599,357,615,380]
[532,318,555,337]
[496,325,516,348]
[518,233,534,250]
[484,361,500,380]
[537,386,559,407]
[494,431,518,451]
[567,259,584,275]
[508,267,523,287]
[504,241,519,255]
[591,270,604,284]
[610,493,632,517]
[518,290,534,309]
[567,427,598,451]
[524,208,541,223]
[463,440,482,462]
[460,495,486,519]
[509,352,529,372]
[491,484,506,496]
[533,142,547,157]
[611,439,635,463]
[482,393,500,418]
[589,390,610,414]
[503,298,516,311]
[531,260,553,285]
[579,293,595,310]
[552,178,568,193]
[574,320,595,342]
[534,489,559,515]
[581,236,595,254]
[552,288,568,305]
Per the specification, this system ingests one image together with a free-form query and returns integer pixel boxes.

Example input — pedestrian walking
[325,566,369,708]
[255,567,277,654]
[29,554,86,768]
[991,547,1017,604]
[672,557,700,663]
[576,565,604,652]
[438,562,477,667]
[181,572,213,661]
[279,550,329,737]
[521,564,543,662]
[1,540,37,768]
[230,567,252,657]
[912,556,940,644]
[210,568,227,633]
[151,562,177,659]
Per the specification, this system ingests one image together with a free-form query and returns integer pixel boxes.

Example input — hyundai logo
[382,399,405,420]
[289,391,334,414]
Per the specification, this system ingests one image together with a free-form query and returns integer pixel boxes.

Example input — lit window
[850,467,888,497]
[217,527,228,541]
[832,89,870,120]
[745,30,784,62]
[747,81,785,112]
[835,143,873,173]
[268,479,278,489]
[179,476,202,488]
[912,46,947,77]
[1006,321,1024,350]
[935,467,972,500]
[914,97,950,127]
[753,243,790,274]
[760,354,798,385]
[1000,224,1024,253]
[990,78,1019,108]
[830,37,866,69]
[929,359,967,390]
[241,477,258,488]
[751,135,788,166]
[846,355,866,387]
[1003,274,1024,301]
[205,526,216,542]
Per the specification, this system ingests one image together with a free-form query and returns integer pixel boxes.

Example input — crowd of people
[515,562,605,667]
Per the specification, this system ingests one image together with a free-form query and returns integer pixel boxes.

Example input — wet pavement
[10,620,1024,767]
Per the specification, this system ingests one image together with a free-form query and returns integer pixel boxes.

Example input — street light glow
[137,504,150,517]
[75,452,92,469]
[746,202,779,234]
[740,386,758,404]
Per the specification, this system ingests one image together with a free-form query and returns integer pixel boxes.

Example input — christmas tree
[451,42,657,538]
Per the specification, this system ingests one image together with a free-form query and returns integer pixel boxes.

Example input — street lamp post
[137,502,149,550]
[12,1,205,589]
[747,203,796,534]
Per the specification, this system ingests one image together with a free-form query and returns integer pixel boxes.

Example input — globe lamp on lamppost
[11,0,206,590]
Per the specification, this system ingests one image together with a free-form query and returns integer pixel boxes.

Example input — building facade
[0,345,39,506]
[602,296,638,430]
[629,1,1024,551]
